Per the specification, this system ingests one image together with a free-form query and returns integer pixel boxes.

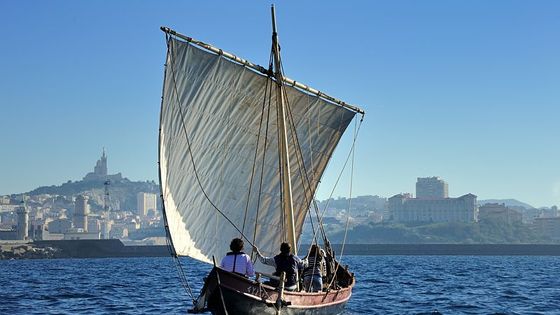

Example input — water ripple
[2,256,560,314]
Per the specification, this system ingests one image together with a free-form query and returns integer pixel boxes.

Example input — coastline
[3,240,560,260]
[0,239,169,260]
[325,243,560,256]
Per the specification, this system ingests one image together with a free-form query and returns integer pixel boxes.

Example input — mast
[271,5,297,255]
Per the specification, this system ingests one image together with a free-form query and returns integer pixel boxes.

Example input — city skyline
[1,149,553,210]
[1,1,559,207]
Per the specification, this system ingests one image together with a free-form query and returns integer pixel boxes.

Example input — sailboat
[158,6,364,315]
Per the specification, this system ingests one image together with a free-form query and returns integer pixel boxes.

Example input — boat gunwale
[213,266,354,304]
[220,283,353,310]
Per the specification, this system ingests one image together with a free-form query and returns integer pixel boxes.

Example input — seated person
[220,238,255,277]
[302,244,325,292]
[254,242,302,291]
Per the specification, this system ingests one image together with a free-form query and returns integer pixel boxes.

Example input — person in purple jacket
[220,238,255,278]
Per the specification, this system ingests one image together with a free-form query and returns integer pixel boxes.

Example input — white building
[389,193,478,223]
[137,192,157,217]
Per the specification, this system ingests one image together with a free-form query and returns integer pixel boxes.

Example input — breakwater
[0,242,63,259]
[33,239,170,258]
[3,241,560,259]
[327,243,560,256]
[0,239,169,260]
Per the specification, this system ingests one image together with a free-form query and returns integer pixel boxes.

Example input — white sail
[159,37,356,267]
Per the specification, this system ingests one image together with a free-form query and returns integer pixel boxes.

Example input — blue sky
[0,1,558,207]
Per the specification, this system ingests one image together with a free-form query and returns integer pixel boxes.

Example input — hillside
[325,221,553,244]
[27,178,159,211]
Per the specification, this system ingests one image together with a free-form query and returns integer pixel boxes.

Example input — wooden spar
[282,77,364,116]
[271,5,297,256]
[160,26,365,116]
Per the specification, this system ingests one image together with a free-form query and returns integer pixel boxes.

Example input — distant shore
[2,240,560,260]
[325,243,560,256]
[0,241,63,259]
[0,239,169,260]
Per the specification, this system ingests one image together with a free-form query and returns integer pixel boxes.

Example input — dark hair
[230,238,244,252]
[309,244,320,256]
[280,242,291,255]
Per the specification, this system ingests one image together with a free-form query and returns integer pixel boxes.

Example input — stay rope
[251,52,275,258]
[282,87,323,248]
[276,50,366,275]
[160,35,196,303]
[277,58,325,252]
[309,115,364,253]
[326,116,360,291]
[241,55,273,236]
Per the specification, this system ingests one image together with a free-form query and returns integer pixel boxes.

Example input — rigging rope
[309,115,364,253]
[326,116,359,290]
[272,43,287,243]
[277,52,366,269]
[160,34,196,303]
[279,56,326,254]
[282,88,322,248]
[280,82,327,230]
[241,63,272,236]
[279,58,329,253]
[165,229,196,302]
[300,96,318,256]
[251,53,275,258]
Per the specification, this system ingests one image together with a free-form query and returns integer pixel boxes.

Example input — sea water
[1,256,559,314]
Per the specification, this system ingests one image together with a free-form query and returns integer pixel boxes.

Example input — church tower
[94,148,108,176]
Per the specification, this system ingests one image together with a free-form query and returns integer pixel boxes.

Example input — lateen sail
[159,37,356,269]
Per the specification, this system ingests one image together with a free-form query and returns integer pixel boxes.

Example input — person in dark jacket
[254,242,302,291]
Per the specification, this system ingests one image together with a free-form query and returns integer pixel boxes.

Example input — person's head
[280,242,291,255]
[309,244,319,256]
[230,238,244,252]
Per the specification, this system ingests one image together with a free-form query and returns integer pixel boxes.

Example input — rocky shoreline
[0,243,64,260]
[0,239,169,260]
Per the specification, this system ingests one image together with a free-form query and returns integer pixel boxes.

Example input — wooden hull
[193,267,354,315]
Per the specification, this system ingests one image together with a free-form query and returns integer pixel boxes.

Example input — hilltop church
[83,149,122,182]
